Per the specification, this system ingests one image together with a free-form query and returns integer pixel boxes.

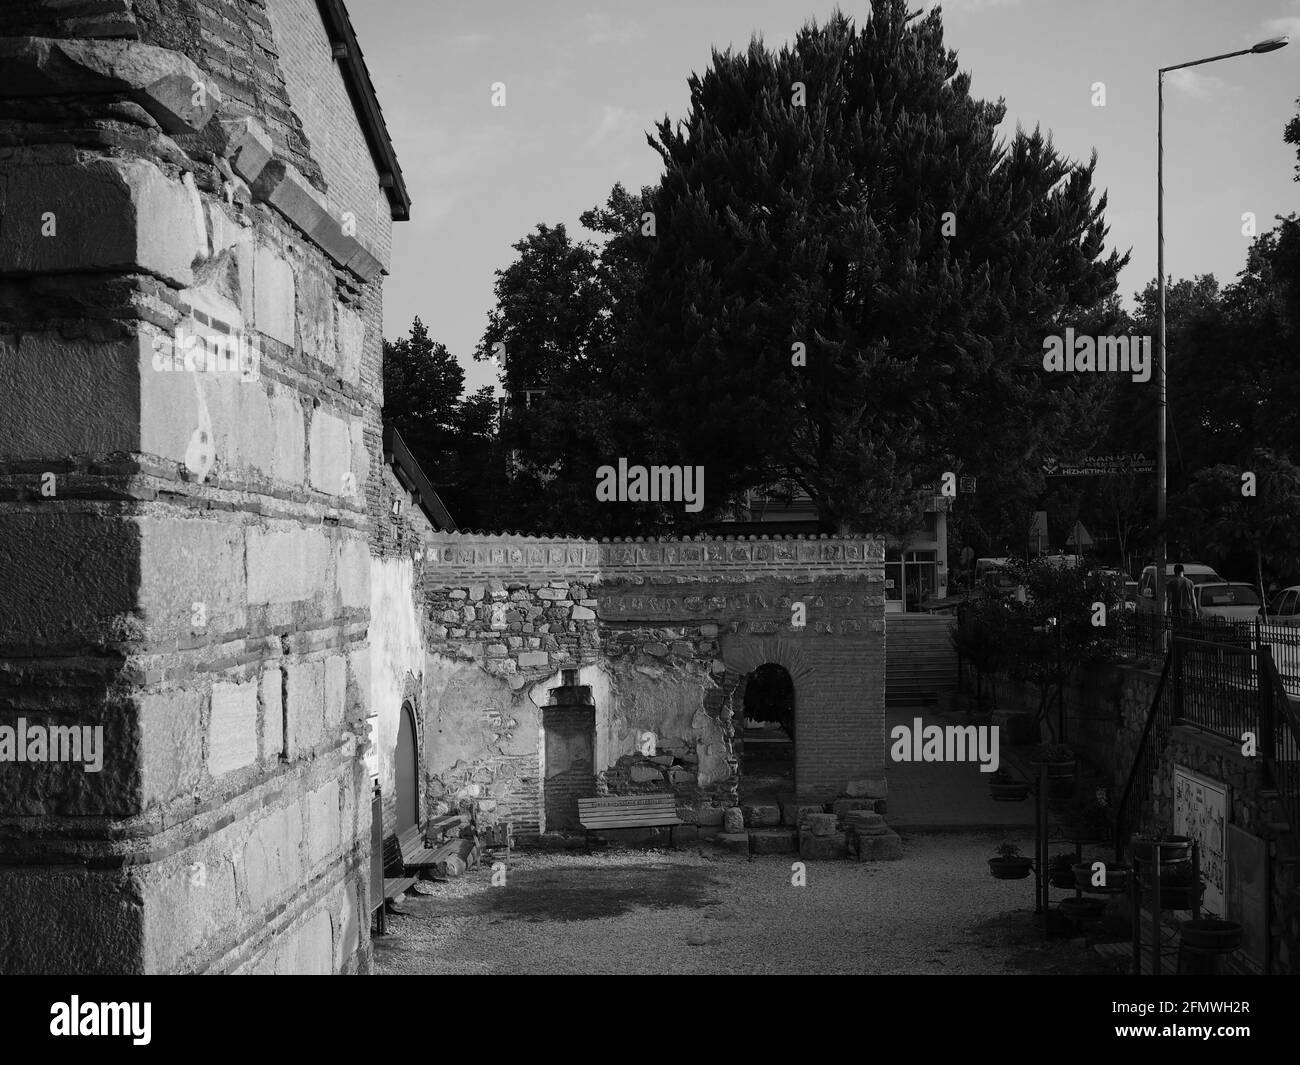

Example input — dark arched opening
[395,701,419,834]
[739,663,795,801]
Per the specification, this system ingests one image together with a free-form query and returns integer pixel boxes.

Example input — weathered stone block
[750,828,798,854]
[335,304,364,386]
[209,679,258,776]
[254,244,295,346]
[306,781,341,868]
[0,156,202,286]
[742,803,781,828]
[285,659,325,757]
[247,525,331,606]
[783,802,824,827]
[222,116,274,184]
[723,808,745,833]
[630,764,660,783]
[805,813,838,837]
[140,687,204,807]
[323,654,346,736]
[845,778,888,798]
[571,606,596,621]
[695,806,725,827]
[799,831,848,860]
[856,830,904,861]
[644,642,668,657]
[308,409,353,495]
[537,588,567,601]
[832,798,875,817]
[259,666,283,761]
[715,832,751,855]
[517,651,548,668]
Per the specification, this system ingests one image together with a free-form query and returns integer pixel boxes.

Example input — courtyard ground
[373,832,1125,975]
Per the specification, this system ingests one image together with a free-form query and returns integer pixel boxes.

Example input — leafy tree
[382,318,496,528]
[1176,449,1300,601]
[630,1,1127,534]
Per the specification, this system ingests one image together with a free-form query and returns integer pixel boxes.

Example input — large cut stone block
[695,806,725,827]
[306,781,341,868]
[783,802,824,827]
[335,304,365,386]
[749,828,798,854]
[0,156,202,286]
[209,679,258,776]
[246,525,331,606]
[723,808,744,833]
[855,829,904,861]
[845,778,888,798]
[139,687,204,808]
[308,409,353,495]
[0,333,141,459]
[284,658,325,757]
[799,831,848,860]
[804,813,838,837]
[259,666,283,761]
[742,803,781,828]
[253,244,295,346]
[0,38,220,132]
[714,832,751,855]
[241,802,305,911]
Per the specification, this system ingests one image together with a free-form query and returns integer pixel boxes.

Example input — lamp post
[1154,35,1289,626]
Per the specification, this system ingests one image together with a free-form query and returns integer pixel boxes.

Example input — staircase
[885,614,957,708]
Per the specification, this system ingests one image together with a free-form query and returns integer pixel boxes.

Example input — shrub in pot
[989,768,1029,802]
[988,842,1033,880]
[1132,833,1191,868]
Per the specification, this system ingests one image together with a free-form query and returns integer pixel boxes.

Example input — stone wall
[0,0,397,974]
[415,533,887,835]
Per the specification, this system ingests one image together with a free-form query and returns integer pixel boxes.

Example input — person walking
[1169,562,1200,634]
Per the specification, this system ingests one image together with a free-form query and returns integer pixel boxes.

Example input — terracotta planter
[988,856,1033,880]
[1179,918,1242,952]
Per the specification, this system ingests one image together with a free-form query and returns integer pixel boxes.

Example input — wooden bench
[577,794,683,852]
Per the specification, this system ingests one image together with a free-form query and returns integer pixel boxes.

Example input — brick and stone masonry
[0,0,404,974]
[417,533,890,842]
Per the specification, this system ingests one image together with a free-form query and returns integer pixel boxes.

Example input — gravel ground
[374,832,1125,975]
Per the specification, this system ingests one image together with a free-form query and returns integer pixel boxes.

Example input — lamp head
[1252,35,1290,53]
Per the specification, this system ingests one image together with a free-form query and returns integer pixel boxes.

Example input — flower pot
[990,782,1030,802]
[988,856,1033,880]
[1179,918,1242,953]
[1132,835,1191,866]
[1059,897,1107,924]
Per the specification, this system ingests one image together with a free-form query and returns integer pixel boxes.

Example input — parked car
[1096,568,1137,613]
[974,557,1019,599]
[1266,586,1300,628]
[1135,563,1222,612]
[1195,582,1263,621]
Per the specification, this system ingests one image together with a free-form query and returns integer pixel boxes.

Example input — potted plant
[1179,918,1243,952]
[989,768,1030,802]
[988,842,1033,880]
[1073,858,1131,892]
[1059,795,1112,844]
[1048,853,1076,889]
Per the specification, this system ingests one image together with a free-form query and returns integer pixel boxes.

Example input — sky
[347,0,1300,395]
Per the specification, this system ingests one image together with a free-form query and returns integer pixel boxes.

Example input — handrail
[1114,647,1174,861]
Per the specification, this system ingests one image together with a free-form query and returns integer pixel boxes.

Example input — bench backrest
[578,794,678,819]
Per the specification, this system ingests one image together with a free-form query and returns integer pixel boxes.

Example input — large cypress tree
[633,1,1127,534]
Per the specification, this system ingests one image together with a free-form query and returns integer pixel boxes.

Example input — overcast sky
[347,0,1300,394]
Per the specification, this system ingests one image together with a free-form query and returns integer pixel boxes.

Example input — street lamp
[1154,35,1289,625]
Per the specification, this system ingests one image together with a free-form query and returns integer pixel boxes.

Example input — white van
[1135,563,1222,612]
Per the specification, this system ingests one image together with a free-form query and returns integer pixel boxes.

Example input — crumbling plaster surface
[368,554,419,799]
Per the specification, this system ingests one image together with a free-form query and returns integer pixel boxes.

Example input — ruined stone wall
[416,533,887,833]
[0,0,395,974]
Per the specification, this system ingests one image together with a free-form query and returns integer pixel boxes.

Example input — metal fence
[1112,612,1300,697]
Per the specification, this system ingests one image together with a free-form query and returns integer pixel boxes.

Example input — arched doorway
[395,701,419,834]
[739,663,795,801]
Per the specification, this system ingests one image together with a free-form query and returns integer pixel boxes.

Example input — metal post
[1155,68,1168,637]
